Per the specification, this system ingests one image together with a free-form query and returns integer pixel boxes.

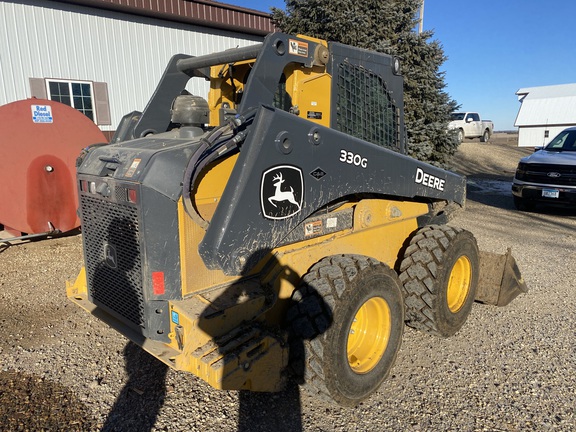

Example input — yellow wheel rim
[446,256,472,313]
[346,297,391,374]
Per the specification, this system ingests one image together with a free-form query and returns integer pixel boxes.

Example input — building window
[47,80,95,122]
[29,77,111,126]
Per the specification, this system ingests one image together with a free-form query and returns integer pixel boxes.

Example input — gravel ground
[1,135,575,431]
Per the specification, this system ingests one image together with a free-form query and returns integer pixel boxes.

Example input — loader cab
[221,34,405,153]
[116,33,406,154]
[206,36,333,129]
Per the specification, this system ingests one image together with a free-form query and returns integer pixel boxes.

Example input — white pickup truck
[449,112,494,143]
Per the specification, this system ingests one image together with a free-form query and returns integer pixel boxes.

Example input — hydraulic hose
[181,108,258,229]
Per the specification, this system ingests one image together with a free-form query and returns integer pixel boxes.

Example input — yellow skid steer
[67,33,526,406]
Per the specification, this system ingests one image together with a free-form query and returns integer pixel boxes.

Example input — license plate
[542,189,559,198]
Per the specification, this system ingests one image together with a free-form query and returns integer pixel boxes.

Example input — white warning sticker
[288,39,309,57]
[326,217,338,229]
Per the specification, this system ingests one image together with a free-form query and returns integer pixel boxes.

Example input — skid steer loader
[67,33,526,406]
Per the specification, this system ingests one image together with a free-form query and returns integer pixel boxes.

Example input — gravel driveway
[1,135,575,431]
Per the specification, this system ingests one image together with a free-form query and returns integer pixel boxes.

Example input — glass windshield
[450,113,465,120]
[545,130,576,151]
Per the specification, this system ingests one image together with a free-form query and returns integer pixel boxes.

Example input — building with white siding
[515,83,576,147]
[1,0,274,138]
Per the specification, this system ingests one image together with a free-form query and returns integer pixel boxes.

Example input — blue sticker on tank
[171,311,179,325]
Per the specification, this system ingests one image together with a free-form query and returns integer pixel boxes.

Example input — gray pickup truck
[512,126,576,210]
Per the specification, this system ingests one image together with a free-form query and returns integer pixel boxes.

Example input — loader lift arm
[198,106,466,275]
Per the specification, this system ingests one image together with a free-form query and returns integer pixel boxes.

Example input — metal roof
[53,0,275,35]
[515,83,576,127]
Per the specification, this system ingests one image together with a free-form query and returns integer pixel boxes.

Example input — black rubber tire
[286,255,405,407]
[480,129,490,143]
[398,225,479,338]
[457,129,465,144]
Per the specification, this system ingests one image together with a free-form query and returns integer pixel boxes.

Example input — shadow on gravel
[238,381,303,432]
[465,175,517,211]
[0,370,97,430]
[101,342,168,432]
[466,176,576,219]
[464,176,576,251]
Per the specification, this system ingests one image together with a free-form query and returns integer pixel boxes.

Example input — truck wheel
[286,255,404,407]
[480,129,490,142]
[398,225,479,337]
[457,129,464,144]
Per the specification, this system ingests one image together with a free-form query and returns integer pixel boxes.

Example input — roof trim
[516,83,576,98]
[51,0,276,36]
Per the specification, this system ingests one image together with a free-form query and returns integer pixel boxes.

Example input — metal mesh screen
[114,186,128,203]
[80,194,145,328]
[336,61,399,151]
[273,74,292,112]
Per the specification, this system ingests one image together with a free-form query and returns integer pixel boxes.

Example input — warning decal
[304,220,323,237]
[289,39,309,57]
[125,158,141,178]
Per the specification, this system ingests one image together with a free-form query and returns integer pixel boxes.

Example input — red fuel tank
[0,98,107,236]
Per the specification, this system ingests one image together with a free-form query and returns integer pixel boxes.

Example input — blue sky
[225,0,576,131]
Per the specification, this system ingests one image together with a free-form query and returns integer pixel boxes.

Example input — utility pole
[418,0,425,34]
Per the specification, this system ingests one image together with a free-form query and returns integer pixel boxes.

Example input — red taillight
[127,188,138,203]
[80,180,96,193]
[152,271,165,295]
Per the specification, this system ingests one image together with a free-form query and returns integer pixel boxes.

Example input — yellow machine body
[68,185,429,391]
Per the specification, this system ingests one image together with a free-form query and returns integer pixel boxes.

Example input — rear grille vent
[80,194,145,328]
[115,186,128,203]
[336,61,399,151]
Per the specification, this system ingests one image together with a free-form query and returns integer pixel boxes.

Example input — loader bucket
[476,248,528,306]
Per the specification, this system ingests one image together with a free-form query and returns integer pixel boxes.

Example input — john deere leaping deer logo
[269,172,301,209]
[261,165,304,220]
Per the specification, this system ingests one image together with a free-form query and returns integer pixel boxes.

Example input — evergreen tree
[272,0,459,167]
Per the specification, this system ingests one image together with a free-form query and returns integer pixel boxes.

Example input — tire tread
[286,254,395,405]
[399,224,477,337]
